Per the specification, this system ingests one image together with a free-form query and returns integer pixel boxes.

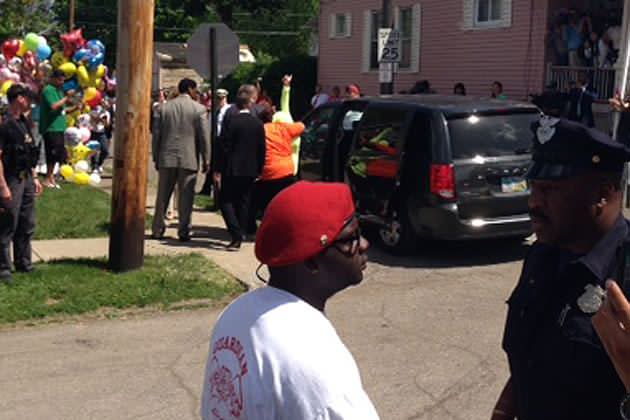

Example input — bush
[220,54,317,120]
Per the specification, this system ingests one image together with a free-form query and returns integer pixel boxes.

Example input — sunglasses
[331,225,361,256]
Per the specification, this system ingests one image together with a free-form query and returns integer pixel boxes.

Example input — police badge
[536,115,560,144]
[577,284,606,314]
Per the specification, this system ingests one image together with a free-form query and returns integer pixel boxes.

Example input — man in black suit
[214,91,266,250]
[568,74,597,128]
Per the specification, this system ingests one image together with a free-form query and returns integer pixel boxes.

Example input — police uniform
[503,117,630,419]
[0,110,40,277]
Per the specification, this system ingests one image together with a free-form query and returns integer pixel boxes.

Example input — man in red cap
[345,83,361,100]
[201,181,379,420]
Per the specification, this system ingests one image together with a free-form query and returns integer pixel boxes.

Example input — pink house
[318,0,629,100]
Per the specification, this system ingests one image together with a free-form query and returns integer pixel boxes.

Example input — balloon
[64,127,81,146]
[16,40,27,57]
[73,48,89,63]
[95,64,106,79]
[36,43,51,61]
[0,68,12,81]
[0,54,6,68]
[2,39,20,60]
[63,78,79,93]
[24,33,40,52]
[58,62,77,79]
[38,35,47,48]
[86,140,101,151]
[8,57,22,72]
[51,51,67,69]
[88,173,101,187]
[88,52,104,71]
[87,93,102,108]
[74,172,90,185]
[60,29,86,58]
[77,114,91,128]
[1,80,13,96]
[72,144,92,163]
[74,160,89,174]
[60,164,74,180]
[86,39,105,54]
[76,65,90,87]
[78,126,91,142]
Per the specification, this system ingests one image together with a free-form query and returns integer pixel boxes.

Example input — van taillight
[430,164,456,200]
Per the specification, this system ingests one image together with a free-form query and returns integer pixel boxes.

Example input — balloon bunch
[60,112,102,187]
[0,32,52,97]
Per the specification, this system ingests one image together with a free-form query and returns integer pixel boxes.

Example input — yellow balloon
[74,172,90,185]
[51,52,68,69]
[16,40,27,57]
[58,62,77,79]
[1,80,14,96]
[66,115,76,127]
[77,65,90,88]
[60,164,74,180]
[95,64,106,79]
[71,144,91,162]
[83,87,98,102]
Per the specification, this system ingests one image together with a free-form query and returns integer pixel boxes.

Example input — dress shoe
[0,271,13,286]
[15,265,35,273]
[151,230,165,240]
[226,240,241,251]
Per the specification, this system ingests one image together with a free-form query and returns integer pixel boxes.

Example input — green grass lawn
[0,253,245,324]
[35,182,152,240]
[194,194,215,211]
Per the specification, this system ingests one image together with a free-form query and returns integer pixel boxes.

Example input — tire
[378,204,416,255]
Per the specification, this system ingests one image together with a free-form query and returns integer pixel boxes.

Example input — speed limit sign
[378,28,401,64]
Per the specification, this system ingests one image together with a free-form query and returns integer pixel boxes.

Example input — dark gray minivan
[299,95,539,253]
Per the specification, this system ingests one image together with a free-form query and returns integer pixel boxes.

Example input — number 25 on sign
[378,28,401,64]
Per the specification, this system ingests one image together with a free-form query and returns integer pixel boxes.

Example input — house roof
[359,94,539,116]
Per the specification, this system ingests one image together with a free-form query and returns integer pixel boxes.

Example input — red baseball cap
[346,84,361,96]
[255,181,356,267]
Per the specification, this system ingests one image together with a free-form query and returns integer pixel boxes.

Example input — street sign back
[187,23,240,79]
[378,28,401,64]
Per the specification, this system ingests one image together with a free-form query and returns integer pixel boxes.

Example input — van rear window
[447,113,538,159]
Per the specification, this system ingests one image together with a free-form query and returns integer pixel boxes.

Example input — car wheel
[378,207,416,255]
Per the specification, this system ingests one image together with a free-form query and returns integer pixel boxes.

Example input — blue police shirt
[503,216,628,420]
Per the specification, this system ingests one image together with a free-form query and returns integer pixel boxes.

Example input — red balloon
[2,39,20,60]
[60,29,86,58]
[86,90,103,108]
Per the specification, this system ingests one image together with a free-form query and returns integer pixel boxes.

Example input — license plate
[501,177,529,193]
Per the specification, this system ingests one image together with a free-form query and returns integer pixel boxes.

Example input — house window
[399,7,412,69]
[475,0,502,25]
[369,9,412,70]
[330,13,352,38]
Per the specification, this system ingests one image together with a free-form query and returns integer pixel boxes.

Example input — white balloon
[78,126,91,142]
[74,160,89,174]
[88,173,101,187]
[64,127,81,146]
[77,114,91,128]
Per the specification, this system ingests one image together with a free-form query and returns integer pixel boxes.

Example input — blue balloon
[88,52,105,70]
[73,48,90,63]
[87,40,105,54]
[63,78,79,92]
[87,140,101,151]
[36,43,52,61]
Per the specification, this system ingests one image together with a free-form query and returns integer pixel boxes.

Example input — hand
[66,89,76,98]
[1,186,11,206]
[282,74,293,87]
[593,280,630,392]
[34,178,43,197]
[610,94,630,112]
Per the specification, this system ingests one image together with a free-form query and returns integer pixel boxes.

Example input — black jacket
[216,111,266,177]
[568,86,596,128]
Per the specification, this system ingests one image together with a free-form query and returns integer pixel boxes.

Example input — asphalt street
[0,236,527,420]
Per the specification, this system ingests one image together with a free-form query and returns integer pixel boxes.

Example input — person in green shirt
[39,69,74,188]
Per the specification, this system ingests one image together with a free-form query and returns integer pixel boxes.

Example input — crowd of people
[549,8,621,69]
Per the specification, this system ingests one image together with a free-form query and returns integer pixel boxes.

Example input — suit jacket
[216,111,266,177]
[152,94,210,171]
[568,86,596,128]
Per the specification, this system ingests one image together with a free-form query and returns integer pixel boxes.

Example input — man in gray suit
[152,78,210,241]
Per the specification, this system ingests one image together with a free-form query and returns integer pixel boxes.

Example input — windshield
[447,113,538,159]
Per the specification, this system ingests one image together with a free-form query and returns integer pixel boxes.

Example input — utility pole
[108,0,155,272]
[69,0,76,31]
[380,0,394,95]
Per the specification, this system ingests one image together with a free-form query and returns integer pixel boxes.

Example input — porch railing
[547,65,617,101]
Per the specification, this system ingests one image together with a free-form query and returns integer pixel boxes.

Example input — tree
[0,0,61,41]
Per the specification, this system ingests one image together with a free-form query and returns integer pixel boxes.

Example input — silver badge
[536,115,560,144]
[577,284,606,314]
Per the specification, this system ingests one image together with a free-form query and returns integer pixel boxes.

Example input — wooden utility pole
[69,0,76,30]
[108,0,155,272]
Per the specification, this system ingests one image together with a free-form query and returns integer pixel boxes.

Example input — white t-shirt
[201,287,380,420]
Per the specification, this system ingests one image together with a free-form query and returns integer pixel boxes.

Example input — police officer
[0,84,43,285]
[492,117,630,420]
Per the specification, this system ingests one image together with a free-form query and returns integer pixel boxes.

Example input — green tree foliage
[0,0,61,41]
